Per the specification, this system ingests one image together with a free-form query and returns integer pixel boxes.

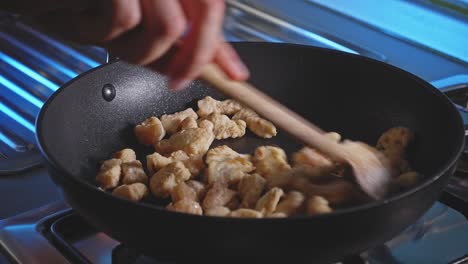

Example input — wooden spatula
[200,64,392,199]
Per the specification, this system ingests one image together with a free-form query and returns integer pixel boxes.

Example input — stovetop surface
[1,200,468,264]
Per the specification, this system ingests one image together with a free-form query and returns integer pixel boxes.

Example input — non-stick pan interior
[37,42,463,192]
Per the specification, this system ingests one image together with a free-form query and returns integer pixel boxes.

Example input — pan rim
[35,41,465,222]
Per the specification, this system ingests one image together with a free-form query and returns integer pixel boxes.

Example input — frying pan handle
[431,75,468,129]
[105,51,119,64]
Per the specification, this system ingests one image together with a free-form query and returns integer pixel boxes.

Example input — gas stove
[0,1,467,263]
[1,200,468,264]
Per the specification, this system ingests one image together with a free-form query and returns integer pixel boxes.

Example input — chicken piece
[160,108,198,134]
[306,196,332,215]
[198,119,214,131]
[266,171,294,189]
[238,173,266,208]
[253,146,291,183]
[149,162,191,198]
[204,206,231,217]
[155,127,215,156]
[179,117,198,130]
[203,113,246,140]
[305,179,357,206]
[229,208,263,218]
[197,96,242,117]
[112,183,149,202]
[186,180,207,201]
[394,171,420,189]
[289,165,334,183]
[377,127,414,154]
[205,146,254,185]
[167,199,203,215]
[113,148,136,163]
[267,212,287,218]
[96,159,122,189]
[293,147,333,168]
[205,145,251,164]
[206,157,255,185]
[147,151,204,177]
[226,195,240,210]
[121,160,148,185]
[377,127,414,172]
[275,191,305,215]
[171,182,198,202]
[232,108,277,138]
[146,152,172,175]
[255,187,284,215]
[134,117,165,146]
[202,183,237,210]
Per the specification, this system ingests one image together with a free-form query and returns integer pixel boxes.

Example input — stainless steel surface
[224,0,387,61]
[1,200,467,263]
[0,202,71,264]
[73,233,119,264]
[0,18,106,175]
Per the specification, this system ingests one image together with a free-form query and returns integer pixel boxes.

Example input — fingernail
[170,78,191,91]
[236,61,250,79]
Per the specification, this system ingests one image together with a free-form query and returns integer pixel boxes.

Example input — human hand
[21,0,250,90]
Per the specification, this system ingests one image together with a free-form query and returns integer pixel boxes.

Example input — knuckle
[158,17,186,41]
[113,10,141,31]
[200,0,225,12]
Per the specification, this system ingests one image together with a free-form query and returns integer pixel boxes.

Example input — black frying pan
[36,42,464,263]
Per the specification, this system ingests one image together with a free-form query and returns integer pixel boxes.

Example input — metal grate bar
[0,31,78,83]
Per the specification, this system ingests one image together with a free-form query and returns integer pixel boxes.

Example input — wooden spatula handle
[200,64,346,161]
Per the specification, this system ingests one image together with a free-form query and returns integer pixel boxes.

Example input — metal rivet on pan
[102,84,116,102]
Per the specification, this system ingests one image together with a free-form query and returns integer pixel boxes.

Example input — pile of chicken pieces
[96,96,420,218]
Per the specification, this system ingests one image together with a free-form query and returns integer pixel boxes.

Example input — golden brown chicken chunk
[275,191,305,215]
[134,117,165,146]
[121,160,148,185]
[202,183,237,210]
[96,159,122,189]
[229,208,263,218]
[197,119,214,131]
[197,96,242,117]
[205,146,255,185]
[167,199,203,215]
[171,182,198,202]
[161,108,198,135]
[306,196,332,215]
[255,187,284,215]
[147,150,204,177]
[304,179,357,206]
[179,117,198,130]
[376,126,414,172]
[238,173,266,208]
[204,206,231,217]
[232,108,277,138]
[203,113,246,140]
[112,183,149,202]
[155,127,215,156]
[113,148,136,163]
[292,147,336,180]
[186,180,207,201]
[149,161,191,198]
[205,145,250,163]
[253,146,291,179]
[393,171,420,189]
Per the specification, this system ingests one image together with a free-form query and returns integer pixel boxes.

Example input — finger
[167,0,226,90]
[213,41,250,81]
[104,0,187,65]
[73,0,142,43]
